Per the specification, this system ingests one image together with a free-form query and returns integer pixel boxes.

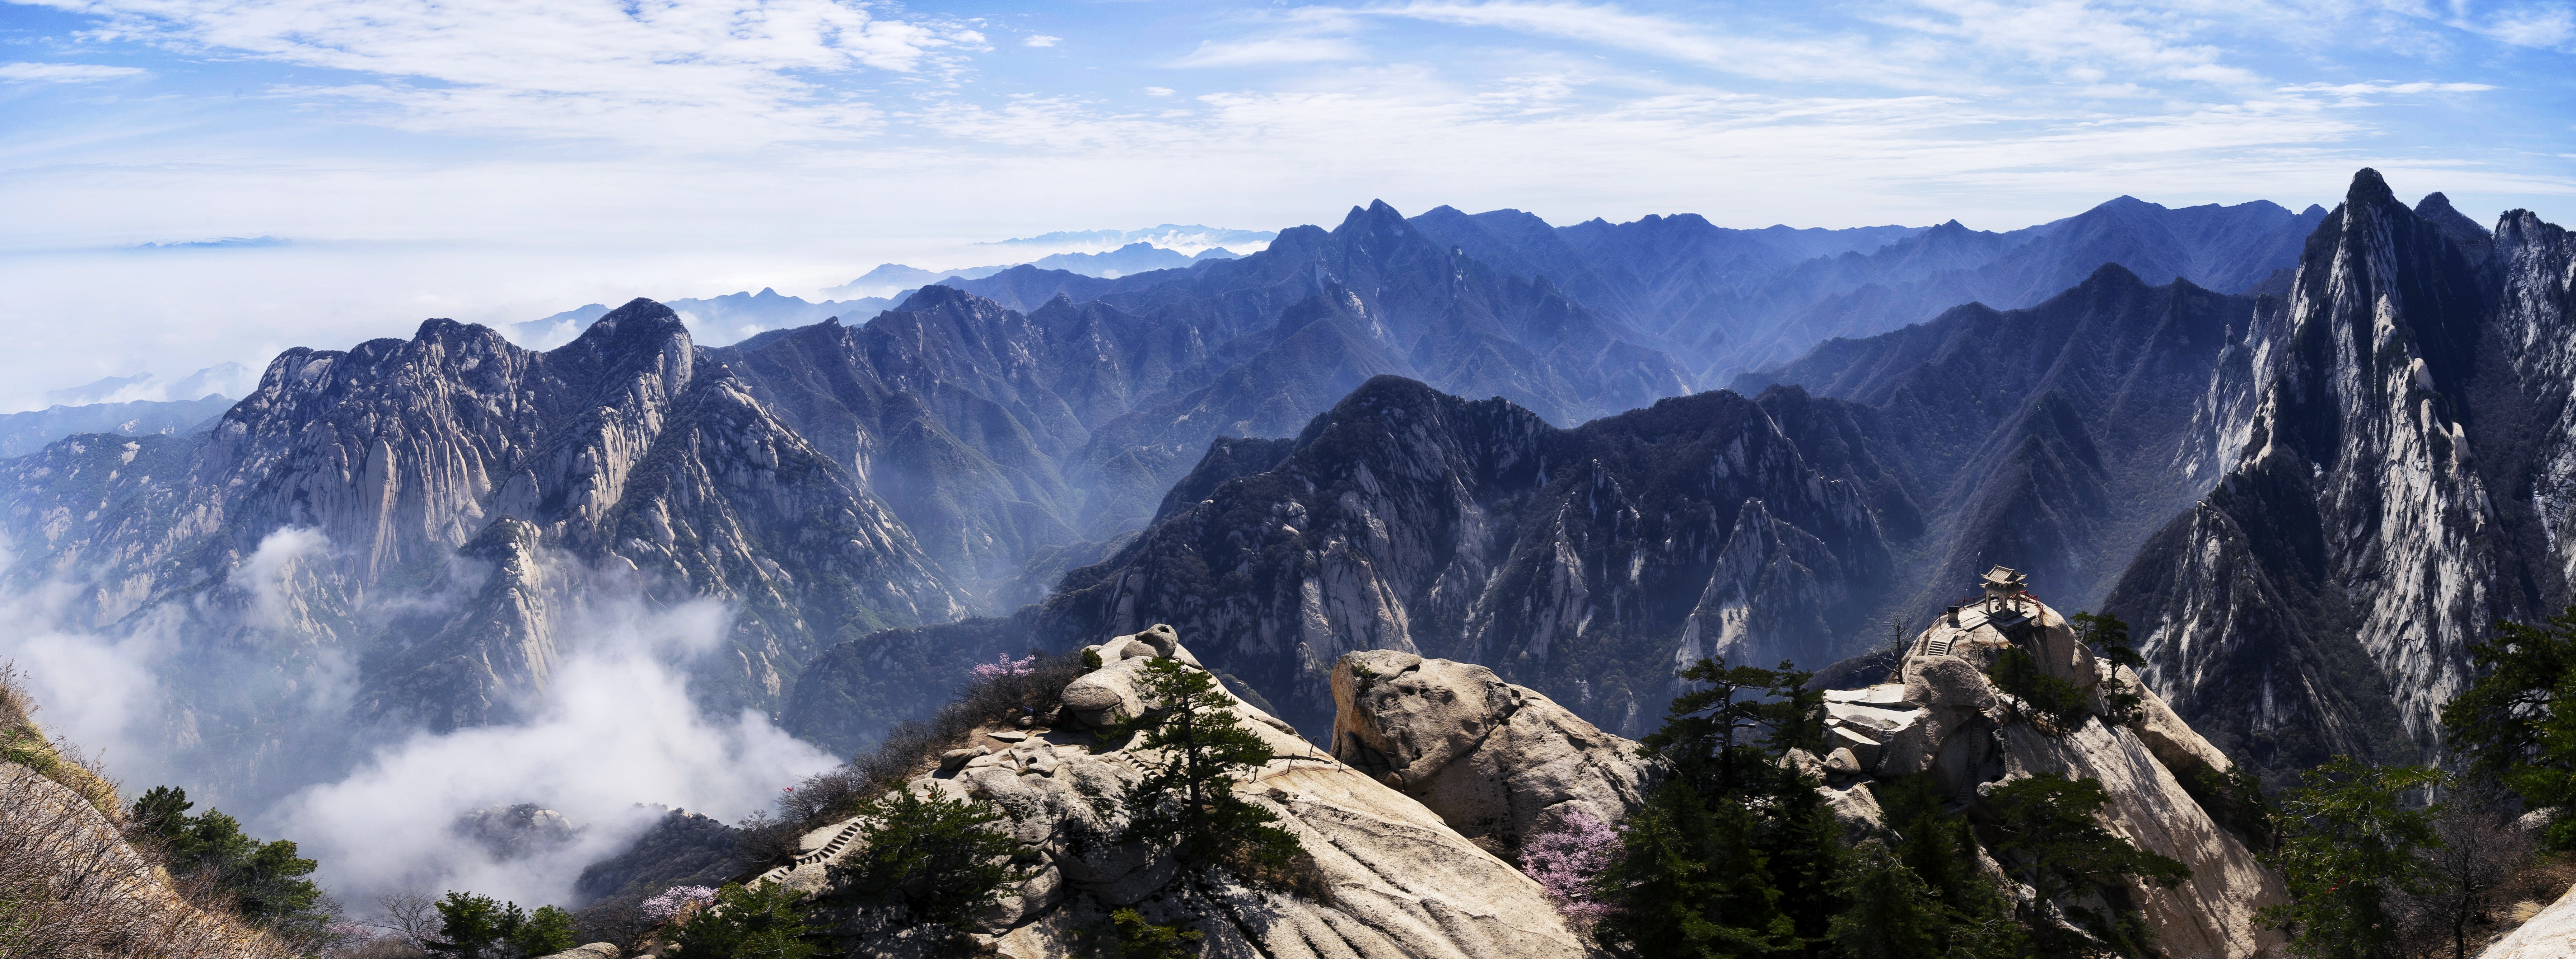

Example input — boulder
[1059,658,1149,727]
[1329,649,1662,851]
[533,946,619,959]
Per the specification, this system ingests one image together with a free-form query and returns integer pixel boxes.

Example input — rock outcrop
[2482,885,2576,958]
[532,946,620,959]
[762,628,1590,959]
[1328,649,1661,853]
[1818,591,2287,959]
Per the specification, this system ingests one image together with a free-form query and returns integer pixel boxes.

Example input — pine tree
[127,786,324,927]
[1639,658,1821,803]
[2259,757,2445,959]
[1590,781,1793,958]
[2442,605,2576,848]
[1755,768,1845,943]
[1116,657,1303,878]
[509,906,578,956]
[1985,773,2190,955]
[837,786,1033,931]
[1826,842,1940,956]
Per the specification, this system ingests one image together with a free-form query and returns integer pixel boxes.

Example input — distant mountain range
[979,223,1277,251]
[4,177,2535,810]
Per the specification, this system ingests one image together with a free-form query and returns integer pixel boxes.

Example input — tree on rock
[1116,656,1306,883]
[1598,656,1843,951]
[1591,780,1792,958]
[1984,773,2189,956]
[836,786,1033,934]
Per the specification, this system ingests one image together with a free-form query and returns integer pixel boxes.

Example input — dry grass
[0,661,319,959]
[0,663,118,817]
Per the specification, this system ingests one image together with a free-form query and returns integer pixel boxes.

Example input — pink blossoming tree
[1519,809,1620,930]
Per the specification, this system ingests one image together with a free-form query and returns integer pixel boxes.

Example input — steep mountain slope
[0,300,966,798]
[2104,170,2561,781]
[926,201,1699,534]
[708,288,1210,590]
[1742,264,2263,615]
[789,376,1895,747]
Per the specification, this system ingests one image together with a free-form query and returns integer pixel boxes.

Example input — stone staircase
[795,820,865,867]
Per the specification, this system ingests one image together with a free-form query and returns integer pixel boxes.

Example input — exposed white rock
[1817,599,2288,959]
[1328,649,1663,851]
[2481,884,2576,959]
[531,945,620,959]
[763,628,1590,959]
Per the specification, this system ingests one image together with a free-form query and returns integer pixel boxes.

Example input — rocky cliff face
[2104,170,2570,779]
[1030,375,1894,740]
[1742,263,2261,616]
[0,299,968,796]
[767,631,1592,959]
[1814,599,2286,958]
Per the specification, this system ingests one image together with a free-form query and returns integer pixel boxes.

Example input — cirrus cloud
[25,0,987,147]
[0,61,151,82]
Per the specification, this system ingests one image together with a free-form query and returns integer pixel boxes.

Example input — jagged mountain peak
[561,296,689,351]
[2343,165,2396,205]
[1337,198,1410,231]
[2078,259,2147,288]
[891,282,1007,315]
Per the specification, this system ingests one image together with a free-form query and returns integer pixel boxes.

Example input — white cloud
[2280,80,2498,96]
[2458,4,2576,48]
[0,527,837,909]
[1023,34,1061,47]
[24,0,988,147]
[275,604,834,907]
[1880,0,2266,90]
[1171,35,1367,66]
[1144,86,1175,96]
[1357,1,1931,86]
[0,61,149,82]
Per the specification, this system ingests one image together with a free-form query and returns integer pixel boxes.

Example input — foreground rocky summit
[765,628,1589,958]
[1812,594,2286,958]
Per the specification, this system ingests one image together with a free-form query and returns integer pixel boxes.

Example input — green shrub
[2259,757,2444,959]
[835,786,1033,932]
[2442,605,2576,848]
[675,882,818,959]
[129,786,325,927]
[1986,646,2090,734]
[1083,908,1203,958]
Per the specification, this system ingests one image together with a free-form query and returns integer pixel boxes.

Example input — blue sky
[1,0,2572,406]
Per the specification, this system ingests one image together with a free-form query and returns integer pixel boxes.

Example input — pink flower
[1519,809,1620,928]
[971,653,1036,679]
[642,885,719,923]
